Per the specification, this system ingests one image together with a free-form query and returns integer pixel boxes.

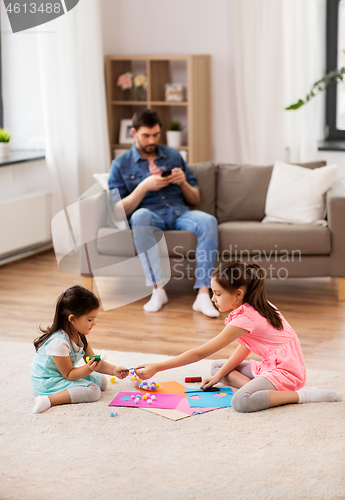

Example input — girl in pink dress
[137,261,341,412]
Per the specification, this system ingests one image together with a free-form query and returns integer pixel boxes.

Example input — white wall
[0,160,50,201]
[100,0,241,164]
[2,0,343,175]
[100,0,345,179]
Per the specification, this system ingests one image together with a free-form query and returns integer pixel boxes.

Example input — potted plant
[0,129,10,158]
[166,121,183,148]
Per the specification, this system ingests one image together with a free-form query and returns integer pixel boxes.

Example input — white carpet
[1,340,344,500]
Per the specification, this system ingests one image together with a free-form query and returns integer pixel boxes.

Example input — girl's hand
[135,363,159,380]
[201,374,221,390]
[114,366,129,379]
[86,358,101,373]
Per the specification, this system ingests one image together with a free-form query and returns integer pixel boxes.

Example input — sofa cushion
[216,161,327,223]
[218,221,331,256]
[188,162,216,216]
[263,162,337,224]
[97,228,197,258]
[163,230,197,257]
[217,164,273,222]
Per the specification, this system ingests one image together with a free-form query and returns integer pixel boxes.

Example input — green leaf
[286,99,304,110]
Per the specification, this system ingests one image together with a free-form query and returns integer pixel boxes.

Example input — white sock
[297,386,342,404]
[32,395,51,414]
[143,288,168,312]
[192,293,220,318]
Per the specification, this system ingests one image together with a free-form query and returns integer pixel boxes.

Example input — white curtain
[37,0,110,216]
[232,0,326,164]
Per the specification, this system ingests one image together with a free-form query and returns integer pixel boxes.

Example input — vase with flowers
[117,72,147,101]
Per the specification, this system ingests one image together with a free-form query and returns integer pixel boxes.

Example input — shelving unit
[104,54,212,164]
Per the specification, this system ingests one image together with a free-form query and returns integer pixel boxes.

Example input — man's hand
[168,168,186,186]
[142,174,170,192]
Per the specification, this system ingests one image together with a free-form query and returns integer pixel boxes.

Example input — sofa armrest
[326,180,345,276]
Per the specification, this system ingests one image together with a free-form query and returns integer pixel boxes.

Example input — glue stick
[86,355,104,362]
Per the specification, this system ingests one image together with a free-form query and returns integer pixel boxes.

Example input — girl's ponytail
[244,264,283,330]
[212,261,283,330]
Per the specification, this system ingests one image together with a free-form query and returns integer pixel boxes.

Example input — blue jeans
[130,207,218,288]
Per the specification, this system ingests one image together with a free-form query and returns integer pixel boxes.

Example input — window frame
[326,0,345,140]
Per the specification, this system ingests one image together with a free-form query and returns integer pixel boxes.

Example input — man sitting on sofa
[108,109,219,317]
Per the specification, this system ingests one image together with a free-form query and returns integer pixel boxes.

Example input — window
[326,0,345,140]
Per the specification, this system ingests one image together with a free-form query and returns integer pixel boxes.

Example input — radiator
[0,191,51,258]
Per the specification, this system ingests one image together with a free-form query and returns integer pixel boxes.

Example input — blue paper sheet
[185,388,233,408]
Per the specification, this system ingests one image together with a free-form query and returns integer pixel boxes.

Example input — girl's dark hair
[212,261,283,330]
[34,285,100,352]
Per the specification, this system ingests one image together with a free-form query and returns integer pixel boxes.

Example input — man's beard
[140,143,158,155]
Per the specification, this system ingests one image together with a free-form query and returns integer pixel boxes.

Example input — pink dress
[225,303,306,391]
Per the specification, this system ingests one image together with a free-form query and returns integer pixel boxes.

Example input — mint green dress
[30,331,103,396]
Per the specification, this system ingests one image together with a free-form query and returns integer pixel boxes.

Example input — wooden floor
[1,250,345,372]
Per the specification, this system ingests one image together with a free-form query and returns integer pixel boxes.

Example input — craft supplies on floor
[185,388,234,408]
[108,380,233,421]
[109,392,184,410]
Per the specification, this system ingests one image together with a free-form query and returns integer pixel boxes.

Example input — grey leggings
[211,359,276,413]
[67,375,107,404]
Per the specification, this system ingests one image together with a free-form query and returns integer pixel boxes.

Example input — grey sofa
[80,160,345,300]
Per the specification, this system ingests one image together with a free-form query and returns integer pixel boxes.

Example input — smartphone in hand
[161,169,172,177]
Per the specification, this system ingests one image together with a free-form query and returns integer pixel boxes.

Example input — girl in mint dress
[31,285,128,414]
